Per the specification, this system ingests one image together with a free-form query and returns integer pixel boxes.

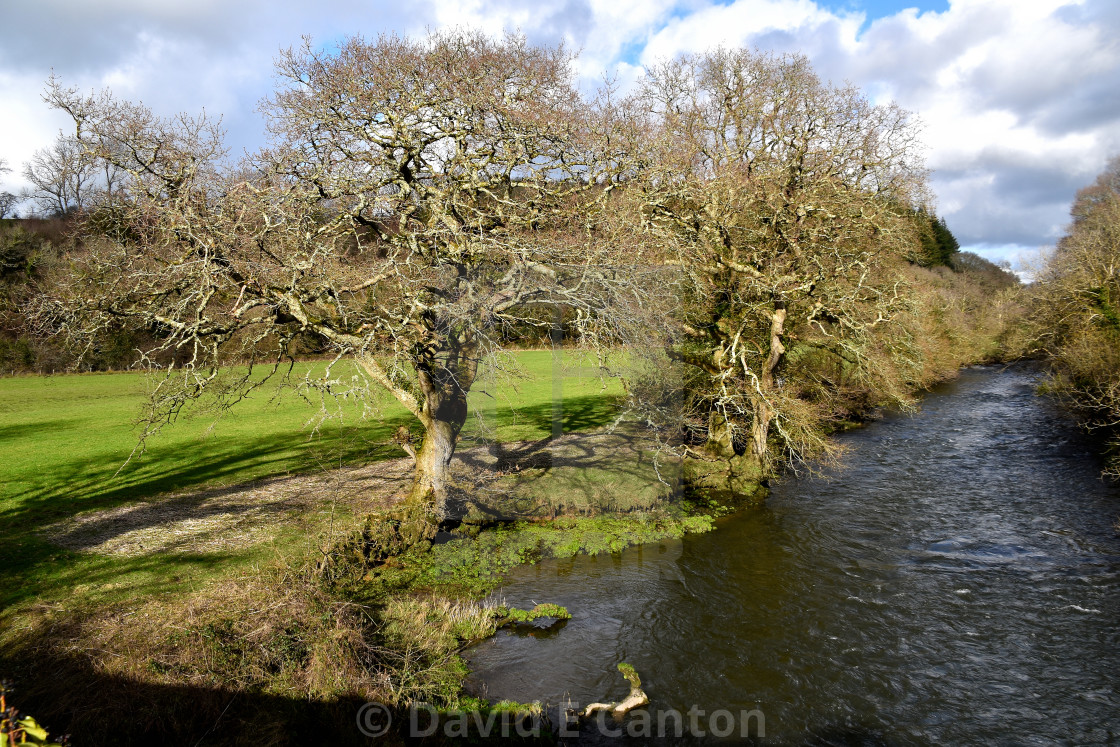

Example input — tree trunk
[682,409,766,502]
[750,392,772,461]
[408,408,463,518]
[752,302,787,459]
[380,408,461,554]
[707,409,738,458]
[346,345,478,564]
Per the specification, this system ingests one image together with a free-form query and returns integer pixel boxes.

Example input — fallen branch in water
[581,663,649,718]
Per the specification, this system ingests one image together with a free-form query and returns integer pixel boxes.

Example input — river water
[465,365,1120,744]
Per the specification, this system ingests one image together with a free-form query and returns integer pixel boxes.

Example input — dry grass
[41,459,414,558]
[0,563,521,744]
[8,567,373,692]
[5,423,679,743]
[39,427,674,560]
[1,563,391,744]
[375,596,500,705]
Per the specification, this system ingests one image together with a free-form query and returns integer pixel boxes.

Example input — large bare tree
[43,31,633,545]
[618,49,929,489]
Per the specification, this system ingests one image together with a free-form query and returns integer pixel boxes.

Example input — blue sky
[823,0,949,19]
[1,0,1117,270]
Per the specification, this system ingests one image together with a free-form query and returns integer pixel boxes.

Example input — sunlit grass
[0,350,624,612]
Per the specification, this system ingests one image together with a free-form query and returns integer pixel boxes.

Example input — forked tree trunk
[404,348,477,518]
[685,408,765,500]
[686,302,786,502]
[348,348,476,562]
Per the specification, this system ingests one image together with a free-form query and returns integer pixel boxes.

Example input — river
[465,365,1120,744]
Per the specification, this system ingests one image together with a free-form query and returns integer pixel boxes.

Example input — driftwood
[581,663,649,718]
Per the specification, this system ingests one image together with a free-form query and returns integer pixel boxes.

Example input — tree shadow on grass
[4,393,620,539]
[42,457,414,558]
[452,398,681,523]
[463,393,624,443]
[3,416,413,524]
[0,418,83,443]
[2,393,626,609]
[6,550,240,611]
[0,416,415,609]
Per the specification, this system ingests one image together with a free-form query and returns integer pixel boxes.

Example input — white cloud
[639,0,845,63]
[0,70,84,195]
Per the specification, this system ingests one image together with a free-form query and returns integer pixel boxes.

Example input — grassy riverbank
[0,351,730,744]
[0,351,627,608]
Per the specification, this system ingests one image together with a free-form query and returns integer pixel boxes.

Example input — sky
[1,0,1117,269]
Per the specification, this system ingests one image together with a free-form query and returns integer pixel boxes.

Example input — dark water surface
[465,366,1120,744]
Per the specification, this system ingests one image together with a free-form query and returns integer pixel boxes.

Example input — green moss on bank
[339,511,719,601]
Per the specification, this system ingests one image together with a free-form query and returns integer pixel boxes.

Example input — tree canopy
[43,31,638,543]
[38,33,1008,545]
[613,49,931,483]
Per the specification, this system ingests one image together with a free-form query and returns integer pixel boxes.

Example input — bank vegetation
[1025,157,1120,476]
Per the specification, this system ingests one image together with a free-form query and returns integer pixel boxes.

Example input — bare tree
[0,158,16,218]
[21,133,120,216]
[618,49,929,488]
[43,31,634,548]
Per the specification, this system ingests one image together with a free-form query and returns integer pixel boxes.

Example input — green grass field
[0,350,624,613]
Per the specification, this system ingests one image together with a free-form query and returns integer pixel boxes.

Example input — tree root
[317,502,438,578]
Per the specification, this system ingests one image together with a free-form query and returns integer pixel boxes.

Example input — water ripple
[467,365,1120,745]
